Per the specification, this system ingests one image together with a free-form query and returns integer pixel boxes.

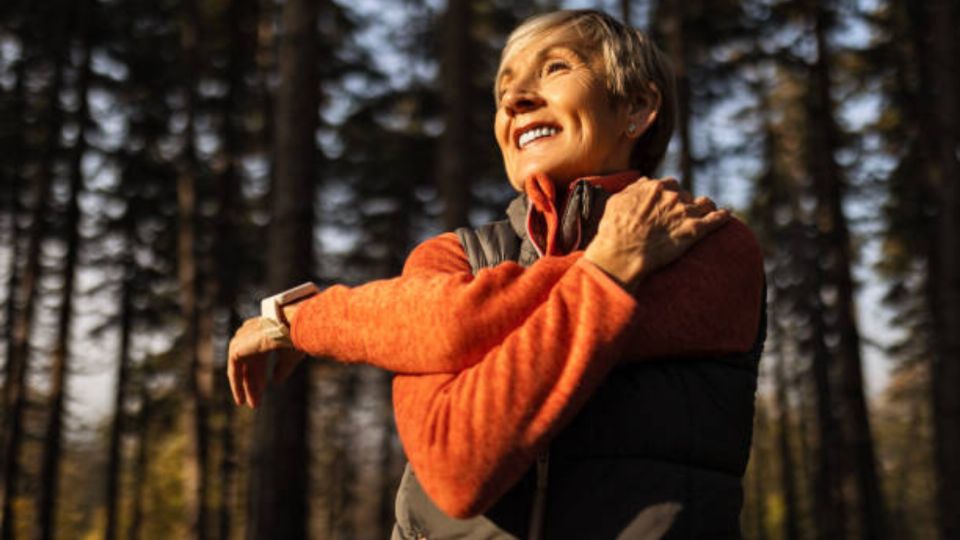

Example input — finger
[685,197,717,218]
[692,209,732,236]
[244,353,268,408]
[657,178,693,203]
[694,195,716,210]
[658,177,681,192]
[227,356,245,406]
[237,361,249,407]
[227,338,247,406]
[692,196,718,212]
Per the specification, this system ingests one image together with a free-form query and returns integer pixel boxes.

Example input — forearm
[289,234,585,373]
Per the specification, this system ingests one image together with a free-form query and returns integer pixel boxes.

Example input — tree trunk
[926,0,960,537]
[213,0,256,537]
[806,229,848,540]
[808,3,888,537]
[655,0,693,190]
[217,317,238,540]
[377,371,401,539]
[2,37,26,406]
[752,402,769,540]
[127,363,152,540]
[36,3,93,537]
[0,16,67,537]
[771,318,801,540]
[245,0,319,536]
[178,0,210,536]
[436,0,473,230]
[105,239,134,540]
[620,0,632,25]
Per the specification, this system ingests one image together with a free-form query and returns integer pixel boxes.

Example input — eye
[542,59,570,76]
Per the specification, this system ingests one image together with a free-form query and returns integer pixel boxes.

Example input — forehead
[497,25,597,80]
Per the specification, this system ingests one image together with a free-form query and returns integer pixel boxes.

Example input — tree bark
[752,402,769,540]
[178,0,210,537]
[808,3,888,537]
[212,3,252,535]
[36,3,93,537]
[655,0,693,190]
[436,0,473,230]
[245,0,319,536]
[804,222,848,539]
[127,362,152,540]
[2,33,26,407]
[771,318,801,540]
[0,14,67,538]
[104,237,134,540]
[377,370,401,539]
[926,0,960,537]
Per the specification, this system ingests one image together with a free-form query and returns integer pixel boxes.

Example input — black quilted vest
[392,180,766,539]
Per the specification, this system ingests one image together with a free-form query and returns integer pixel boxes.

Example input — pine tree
[35,1,98,537]
[245,0,320,536]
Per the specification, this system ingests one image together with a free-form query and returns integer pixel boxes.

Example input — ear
[624,82,662,139]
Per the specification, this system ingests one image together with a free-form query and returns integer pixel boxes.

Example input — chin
[511,162,585,189]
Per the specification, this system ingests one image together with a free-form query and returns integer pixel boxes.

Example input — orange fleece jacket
[290,179,765,518]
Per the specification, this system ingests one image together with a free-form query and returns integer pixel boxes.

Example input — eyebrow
[497,43,589,90]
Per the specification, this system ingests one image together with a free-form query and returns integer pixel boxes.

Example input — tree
[245,0,320,536]
[0,4,69,535]
[35,0,94,534]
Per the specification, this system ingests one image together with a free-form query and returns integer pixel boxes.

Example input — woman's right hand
[583,177,730,293]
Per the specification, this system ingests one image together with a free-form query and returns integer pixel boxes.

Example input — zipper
[525,179,590,257]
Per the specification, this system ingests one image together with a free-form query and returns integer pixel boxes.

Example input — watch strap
[260,282,320,345]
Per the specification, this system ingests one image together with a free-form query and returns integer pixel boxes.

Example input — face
[494,30,644,191]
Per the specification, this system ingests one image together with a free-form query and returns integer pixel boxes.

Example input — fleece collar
[517,171,642,257]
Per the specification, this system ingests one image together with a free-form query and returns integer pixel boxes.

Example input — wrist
[260,282,319,346]
[583,246,648,293]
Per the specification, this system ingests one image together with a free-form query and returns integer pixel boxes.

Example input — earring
[627,123,637,135]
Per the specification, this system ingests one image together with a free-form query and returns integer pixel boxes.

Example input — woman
[228,9,765,539]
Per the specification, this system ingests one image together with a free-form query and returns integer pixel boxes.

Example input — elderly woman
[228,9,765,540]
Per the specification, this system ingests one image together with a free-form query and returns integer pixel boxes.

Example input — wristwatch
[259,282,320,345]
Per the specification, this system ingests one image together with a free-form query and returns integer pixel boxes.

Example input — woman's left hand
[227,316,305,408]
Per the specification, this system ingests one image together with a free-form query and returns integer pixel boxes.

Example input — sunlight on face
[494,28,636,191]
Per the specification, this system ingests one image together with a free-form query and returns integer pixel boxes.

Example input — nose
[501,88,544,116]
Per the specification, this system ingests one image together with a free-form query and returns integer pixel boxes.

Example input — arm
[289,233,585,374]
[393,219,765,518]
[392,256,637,518]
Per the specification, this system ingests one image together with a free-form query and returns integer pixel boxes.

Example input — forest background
[0,0,958,538]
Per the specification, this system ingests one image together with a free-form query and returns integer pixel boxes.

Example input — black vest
[392,181,766,539]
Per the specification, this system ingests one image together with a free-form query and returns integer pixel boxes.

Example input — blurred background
[0,0,958,538]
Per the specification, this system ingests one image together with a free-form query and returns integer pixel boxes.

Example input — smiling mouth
[516,124,561,149]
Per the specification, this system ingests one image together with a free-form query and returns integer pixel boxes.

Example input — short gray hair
[496,10,676,176]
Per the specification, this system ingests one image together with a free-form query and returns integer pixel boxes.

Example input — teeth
[518,126,559,148]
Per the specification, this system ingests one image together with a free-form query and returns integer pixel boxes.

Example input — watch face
[262,282,319,321]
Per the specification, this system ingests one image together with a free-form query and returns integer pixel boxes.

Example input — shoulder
[402,232,471,277]
[688,217,764,276]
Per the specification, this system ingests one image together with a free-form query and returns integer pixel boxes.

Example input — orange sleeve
[392,219,765,518]
[289,233,585,374]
